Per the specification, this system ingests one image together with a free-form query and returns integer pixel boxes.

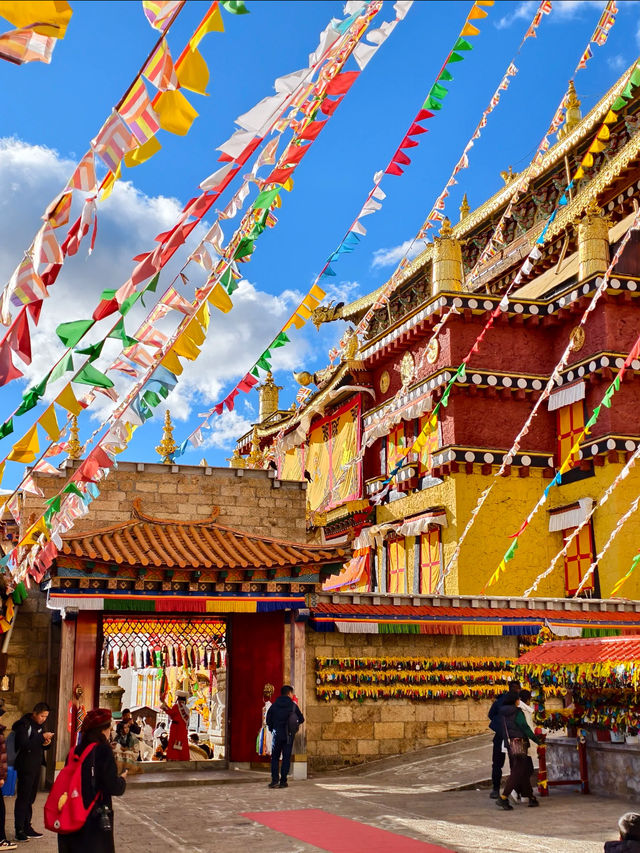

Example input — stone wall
[546,736,640,800]
[23,461,308,541]
[305,627,518,771]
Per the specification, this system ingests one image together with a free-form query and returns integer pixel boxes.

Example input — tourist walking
[266,685,304,789]
[605,812,640,852]
[57,708,127,853]
[495,694,542,810]
[13,701,53,841]
[0,703,16,850]
[487,680,520,798]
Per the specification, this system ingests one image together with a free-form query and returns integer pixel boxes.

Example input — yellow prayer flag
[582,152,594,168]
[296,303,313,320]
[7,423,39,464]
[155,90,199,136]
[161,350,184,376]
[191,1,223,48]
[185,317,205,346]
[100,162,121,201]
[124,136,162,168]
[573,166,584,180]
[308,284,326,301]
[20,516,49,546]
[0,461,5,487]
[0,0,72,37]
[589,138,607,154]
[476,0,494,4]
[283,313,305,332]
[207,282,233,313]
[55,384,82,416]
[173,332,200,361]
[283,178,294,192]
[597,125,610,141]
[603,109,618,125]
[468,5,488,19]
[460,22,480,36]
[39,405,60,442]
[196,301,210,331]
[175,46,209,96]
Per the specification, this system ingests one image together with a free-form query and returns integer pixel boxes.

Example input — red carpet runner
[241,808,452,852]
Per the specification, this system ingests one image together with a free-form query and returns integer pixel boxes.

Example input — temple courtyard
[29,735,625,852]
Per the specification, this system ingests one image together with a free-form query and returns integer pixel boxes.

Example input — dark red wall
[73,612,99,711]
[228,612,284,763]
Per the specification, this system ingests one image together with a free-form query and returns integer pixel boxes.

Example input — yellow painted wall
[372,460,640,600]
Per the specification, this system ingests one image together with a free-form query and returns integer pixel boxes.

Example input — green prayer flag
[611,96,628,111]
[63,483,83,497]
[100,289,117,301]
[504,540,518,563]
[75,340,105,361]
[256,352,271,371]
[44,495,61,521]
[109,318,137,348]
[430,83,448,100]
[613,375,621,392]
[424,97,442,111]
[221,0,249,12]
[438,69,453,82]
[253,188,280,210]
[219,267,234,292]
[56,319,94,348]
[74,363,114,389]
[49,352,74,384]
[447,52,464,63]
[453,37,473,51]
[142,389,162,409]
[233,238,255,260]
[0,418,13,441]
[630,67,640,88]
[119,292,141,317]
[16,389,40,417]
[227,278,239,296]
[271,332,290,349]
[623,82,634,100]
[141,273,160,307]
[250,366,260,378]
[602,388,614,408]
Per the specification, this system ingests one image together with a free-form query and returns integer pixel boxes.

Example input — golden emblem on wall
[426,338,439,364]
[379,370,390,394]
[569,326,585,353]
[400,351,415,388]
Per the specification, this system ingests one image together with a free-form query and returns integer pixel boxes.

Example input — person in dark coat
[0,702,16,850]
[265,685,304,789]
[13,701,53,841]
[58,707,127,853]
[495,694,542,810]
[487,680,520,798]
[605,812,640,852]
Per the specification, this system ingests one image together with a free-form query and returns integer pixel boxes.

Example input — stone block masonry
[23,461,308,542]
[305,627,518,771]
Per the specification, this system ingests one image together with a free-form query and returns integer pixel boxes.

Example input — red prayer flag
[237,372,259,393]
[0,344,23,386]
[27,300,43,324]
[320,96,344,115]
[40,263,62,288]
[93,295,119,321]
[415,109,434,121]
[266,166,297,185]
[160,221,199,266]
[325,71,359,96]
[399,136,419,149]
[298,120,326,140]
[6,307,31,364]
[392,150,411,166]
[282,143,310,165]
[214,402,224,415]
[407,122,427,135]
[385,163,404,176]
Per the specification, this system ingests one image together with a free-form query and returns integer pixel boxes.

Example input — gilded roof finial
[559,80,582,140]
[500,166,516,185]
[156,410,177,464]
[247,425,263,468]
[227,448,247,469]
[439,217,453,238]
[459,193,470,222]
[66,415,82,461]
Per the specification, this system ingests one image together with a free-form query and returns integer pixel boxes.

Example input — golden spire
[559,81,582,140]
[247,425,263,468]
[439,216,453,238]
[156,410,177,464]
[257,370,282,423]
[66,415,82,460]
[459,193,470,222]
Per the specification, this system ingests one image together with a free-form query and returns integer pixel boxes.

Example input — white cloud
[199,410,253,451]
[370,238,424,270]
[495,0,606,29]
[608,54,627,71]
[495,1,537,30]
[0,138,314,453]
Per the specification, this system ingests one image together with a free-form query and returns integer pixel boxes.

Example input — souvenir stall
[517,636,640,800]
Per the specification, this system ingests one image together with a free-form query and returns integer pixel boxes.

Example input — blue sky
[0,0,638,483]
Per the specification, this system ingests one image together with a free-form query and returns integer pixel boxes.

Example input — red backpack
[44,742,99,834]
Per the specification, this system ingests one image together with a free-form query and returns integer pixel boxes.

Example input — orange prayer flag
[191,1,223,48]
[460,22,480,36]
[468,5,488,19]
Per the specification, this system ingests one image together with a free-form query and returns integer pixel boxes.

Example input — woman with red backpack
[50,708,127,853]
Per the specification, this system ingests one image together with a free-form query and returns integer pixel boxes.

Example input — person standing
[495,694,542,810]
[57,708,127,853]
[487,680,520,799]
[0,704,16,850]
[266,685,304,789]
[13,702,53,842]
[160,692,190,761]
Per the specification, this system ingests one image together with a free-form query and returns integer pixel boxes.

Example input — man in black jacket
[487,680,520,799]
[265,685,304,789]
[13,701,53,841]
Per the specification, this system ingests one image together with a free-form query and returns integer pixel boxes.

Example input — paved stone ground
[17,735,627,852]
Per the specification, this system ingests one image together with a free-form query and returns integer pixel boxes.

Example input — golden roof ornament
[247,425,263,468]
[66,415,82,461]
[155,410,177,464]
[500,166,516,185]
[559,80,582,140]
[459,193,470,222]
[227,448,247,469]
[257,370,282,423]
[341,328,360,361]
[438,217,453,238]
